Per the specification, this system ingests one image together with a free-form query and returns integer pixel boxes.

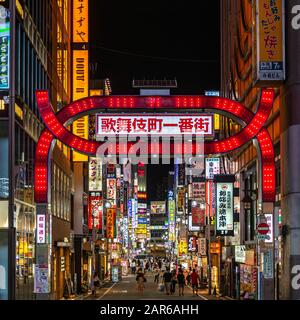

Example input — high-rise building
[220,0,300,300]
[0,0,75,300]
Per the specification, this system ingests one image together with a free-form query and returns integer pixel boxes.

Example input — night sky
[90,0,220,199]
[90,0,220,94]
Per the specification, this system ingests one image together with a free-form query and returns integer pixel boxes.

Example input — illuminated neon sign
[34,90,275,203]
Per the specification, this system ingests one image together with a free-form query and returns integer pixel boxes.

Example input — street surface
[80,272,228,300]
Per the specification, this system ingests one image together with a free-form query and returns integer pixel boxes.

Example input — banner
[216,182,234,236]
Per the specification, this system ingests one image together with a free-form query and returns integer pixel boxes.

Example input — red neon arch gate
[34,89,275,203]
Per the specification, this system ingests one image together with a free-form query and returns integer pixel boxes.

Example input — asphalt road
[83,272,219,300]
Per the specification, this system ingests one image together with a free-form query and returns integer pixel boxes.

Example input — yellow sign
[73,0,88,43]
[179,240,187,255]
[72,49,89,161]
[256,0,285,83]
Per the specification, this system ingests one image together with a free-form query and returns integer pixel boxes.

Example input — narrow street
[81,272,226,300]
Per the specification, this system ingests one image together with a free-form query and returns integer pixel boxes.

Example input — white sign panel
[235,245,246,263]
[216,182,234,236]
[265,213,273,243]
[188,216,200,231]
[89,157,102,191]
[36,214,46,244]
[96,114,213,136]
[192,182,205,200]
[205,158,220,179]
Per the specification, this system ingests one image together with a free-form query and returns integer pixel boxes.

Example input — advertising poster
[34,266,50,293]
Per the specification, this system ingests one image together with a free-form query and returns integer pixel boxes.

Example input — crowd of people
[130,256,203,297]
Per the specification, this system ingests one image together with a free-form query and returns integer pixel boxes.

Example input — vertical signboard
[198,238,207,256]
[205,158,220,180]
[179,240,187,255]
[168,200,175,242]
[88,157,102,191]
[0,5,9,90]
[107,178,116,201]
[216,182,234,236]
[263,249,274,279]
[36,214,46,244]
[192,182,205,200]
[188,236,198,252]
[106,208,115,239]
[72,0,89,161]
[191,206,205,227]
[265,213,273,243]
[255,0,285,84]
[0,230,8,299]
[88,195,103,231]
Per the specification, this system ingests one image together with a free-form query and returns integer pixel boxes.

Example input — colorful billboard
[150,201,166,214]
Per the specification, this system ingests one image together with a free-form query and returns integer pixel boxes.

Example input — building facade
[220,0,300,299]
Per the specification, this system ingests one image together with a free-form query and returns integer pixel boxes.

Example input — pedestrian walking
[91,271,100,295]
[190,269,200,296]
[170,270,177,295]
[162,268,172,295]
[154,269,160,283]
[136,269,146,295]
[177,268,185,296]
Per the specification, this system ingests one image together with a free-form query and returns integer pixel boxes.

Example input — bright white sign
[235,245,246,263]
[216,182,234,236]
[37,214,46,244]
[89,157,102,191]
[96,114,213,136]
[265,213,273,243]
[205,158,220,179]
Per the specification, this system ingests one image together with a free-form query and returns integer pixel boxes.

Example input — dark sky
[90,0,220,95]
[90,1,220,199]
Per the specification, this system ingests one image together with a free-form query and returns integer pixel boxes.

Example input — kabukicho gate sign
[34,89,275,204]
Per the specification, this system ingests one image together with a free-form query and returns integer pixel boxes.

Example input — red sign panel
[88,195,103,231]
[192,207,206,226]
[257,222,269,235]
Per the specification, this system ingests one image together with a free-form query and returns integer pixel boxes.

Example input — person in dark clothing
[162,268,172,295]
[170,270,177,295]
[177,268,185,296]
